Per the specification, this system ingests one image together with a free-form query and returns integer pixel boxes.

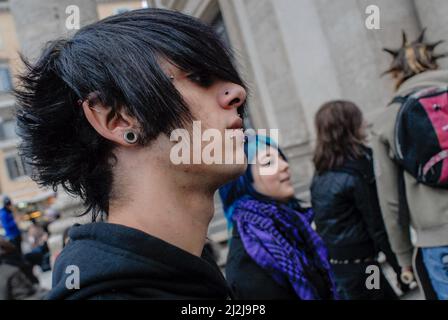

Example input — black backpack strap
[390,93,412,226]
[397,166,411,227]
[389,86,435,106]
[388,95,407,106]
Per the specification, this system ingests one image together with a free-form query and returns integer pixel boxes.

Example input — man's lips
[227,118,245,142]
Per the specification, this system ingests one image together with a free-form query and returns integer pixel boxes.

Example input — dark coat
[47,222,232,300]
[225,225,298,300]
[310,148,393,261]
[0,263,46,300]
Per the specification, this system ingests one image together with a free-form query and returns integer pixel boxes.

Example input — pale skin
[251,147,295,202]
[81,61,247,257]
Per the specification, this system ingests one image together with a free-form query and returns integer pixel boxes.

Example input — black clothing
[311,148,392,261]
[311,147,400,299]
[47,222,232,300]
[0,251,39,285]
[332,261,398,300]
[225,225,331,300]
[226,226,297,299]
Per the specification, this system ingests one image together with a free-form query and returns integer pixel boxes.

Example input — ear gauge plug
[124,130,138,144]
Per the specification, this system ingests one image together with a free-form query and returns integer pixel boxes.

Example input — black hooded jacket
[310,147,392,261]
[47,223,232,300]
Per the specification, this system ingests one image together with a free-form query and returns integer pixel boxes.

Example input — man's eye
[187,72,214,87]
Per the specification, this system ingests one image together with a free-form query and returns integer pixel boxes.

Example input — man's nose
[218,83,247,110]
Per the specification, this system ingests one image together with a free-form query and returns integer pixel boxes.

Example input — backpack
[390,86,448,225]
[392,86,448,187]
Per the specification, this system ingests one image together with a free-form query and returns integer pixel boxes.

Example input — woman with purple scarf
[219,135,337,300]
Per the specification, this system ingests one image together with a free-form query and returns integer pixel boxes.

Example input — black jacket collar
[48,222,232,300]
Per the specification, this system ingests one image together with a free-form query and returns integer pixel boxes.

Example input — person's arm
[353,175,389,250]
[370,126,413,268]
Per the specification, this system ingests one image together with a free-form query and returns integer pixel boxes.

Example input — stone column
[219,0,313,195]
[263,0,420,194]
[275,0,421,125]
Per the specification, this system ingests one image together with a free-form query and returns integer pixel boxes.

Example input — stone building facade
[0,0,54,205]
[3,0,448,247]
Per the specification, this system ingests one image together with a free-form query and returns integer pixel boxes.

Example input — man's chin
[216,162,247,185]
[235,162,248,175]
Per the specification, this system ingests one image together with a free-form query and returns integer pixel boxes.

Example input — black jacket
[226,224,332,300]
[311,148,392,261]
[226,226,298,300]
[47,222,232,300]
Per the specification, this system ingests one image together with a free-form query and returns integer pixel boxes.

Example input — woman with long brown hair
[310,100,401,300]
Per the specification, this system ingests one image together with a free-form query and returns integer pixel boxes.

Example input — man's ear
[81,98,139,146]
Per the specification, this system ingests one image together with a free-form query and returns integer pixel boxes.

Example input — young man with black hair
[15,8,247,300]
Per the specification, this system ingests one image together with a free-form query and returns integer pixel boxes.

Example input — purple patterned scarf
[232,196,338,300]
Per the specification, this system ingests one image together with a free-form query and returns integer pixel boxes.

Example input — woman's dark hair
[313,100,366,173]
[15,8,246,221]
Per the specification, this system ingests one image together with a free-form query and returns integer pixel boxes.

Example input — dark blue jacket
[47,222,232,300]
[0,207,20,240]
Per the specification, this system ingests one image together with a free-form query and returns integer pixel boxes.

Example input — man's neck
[108,149,216,257]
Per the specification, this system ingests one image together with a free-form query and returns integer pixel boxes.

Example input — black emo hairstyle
[15,8,246,221]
